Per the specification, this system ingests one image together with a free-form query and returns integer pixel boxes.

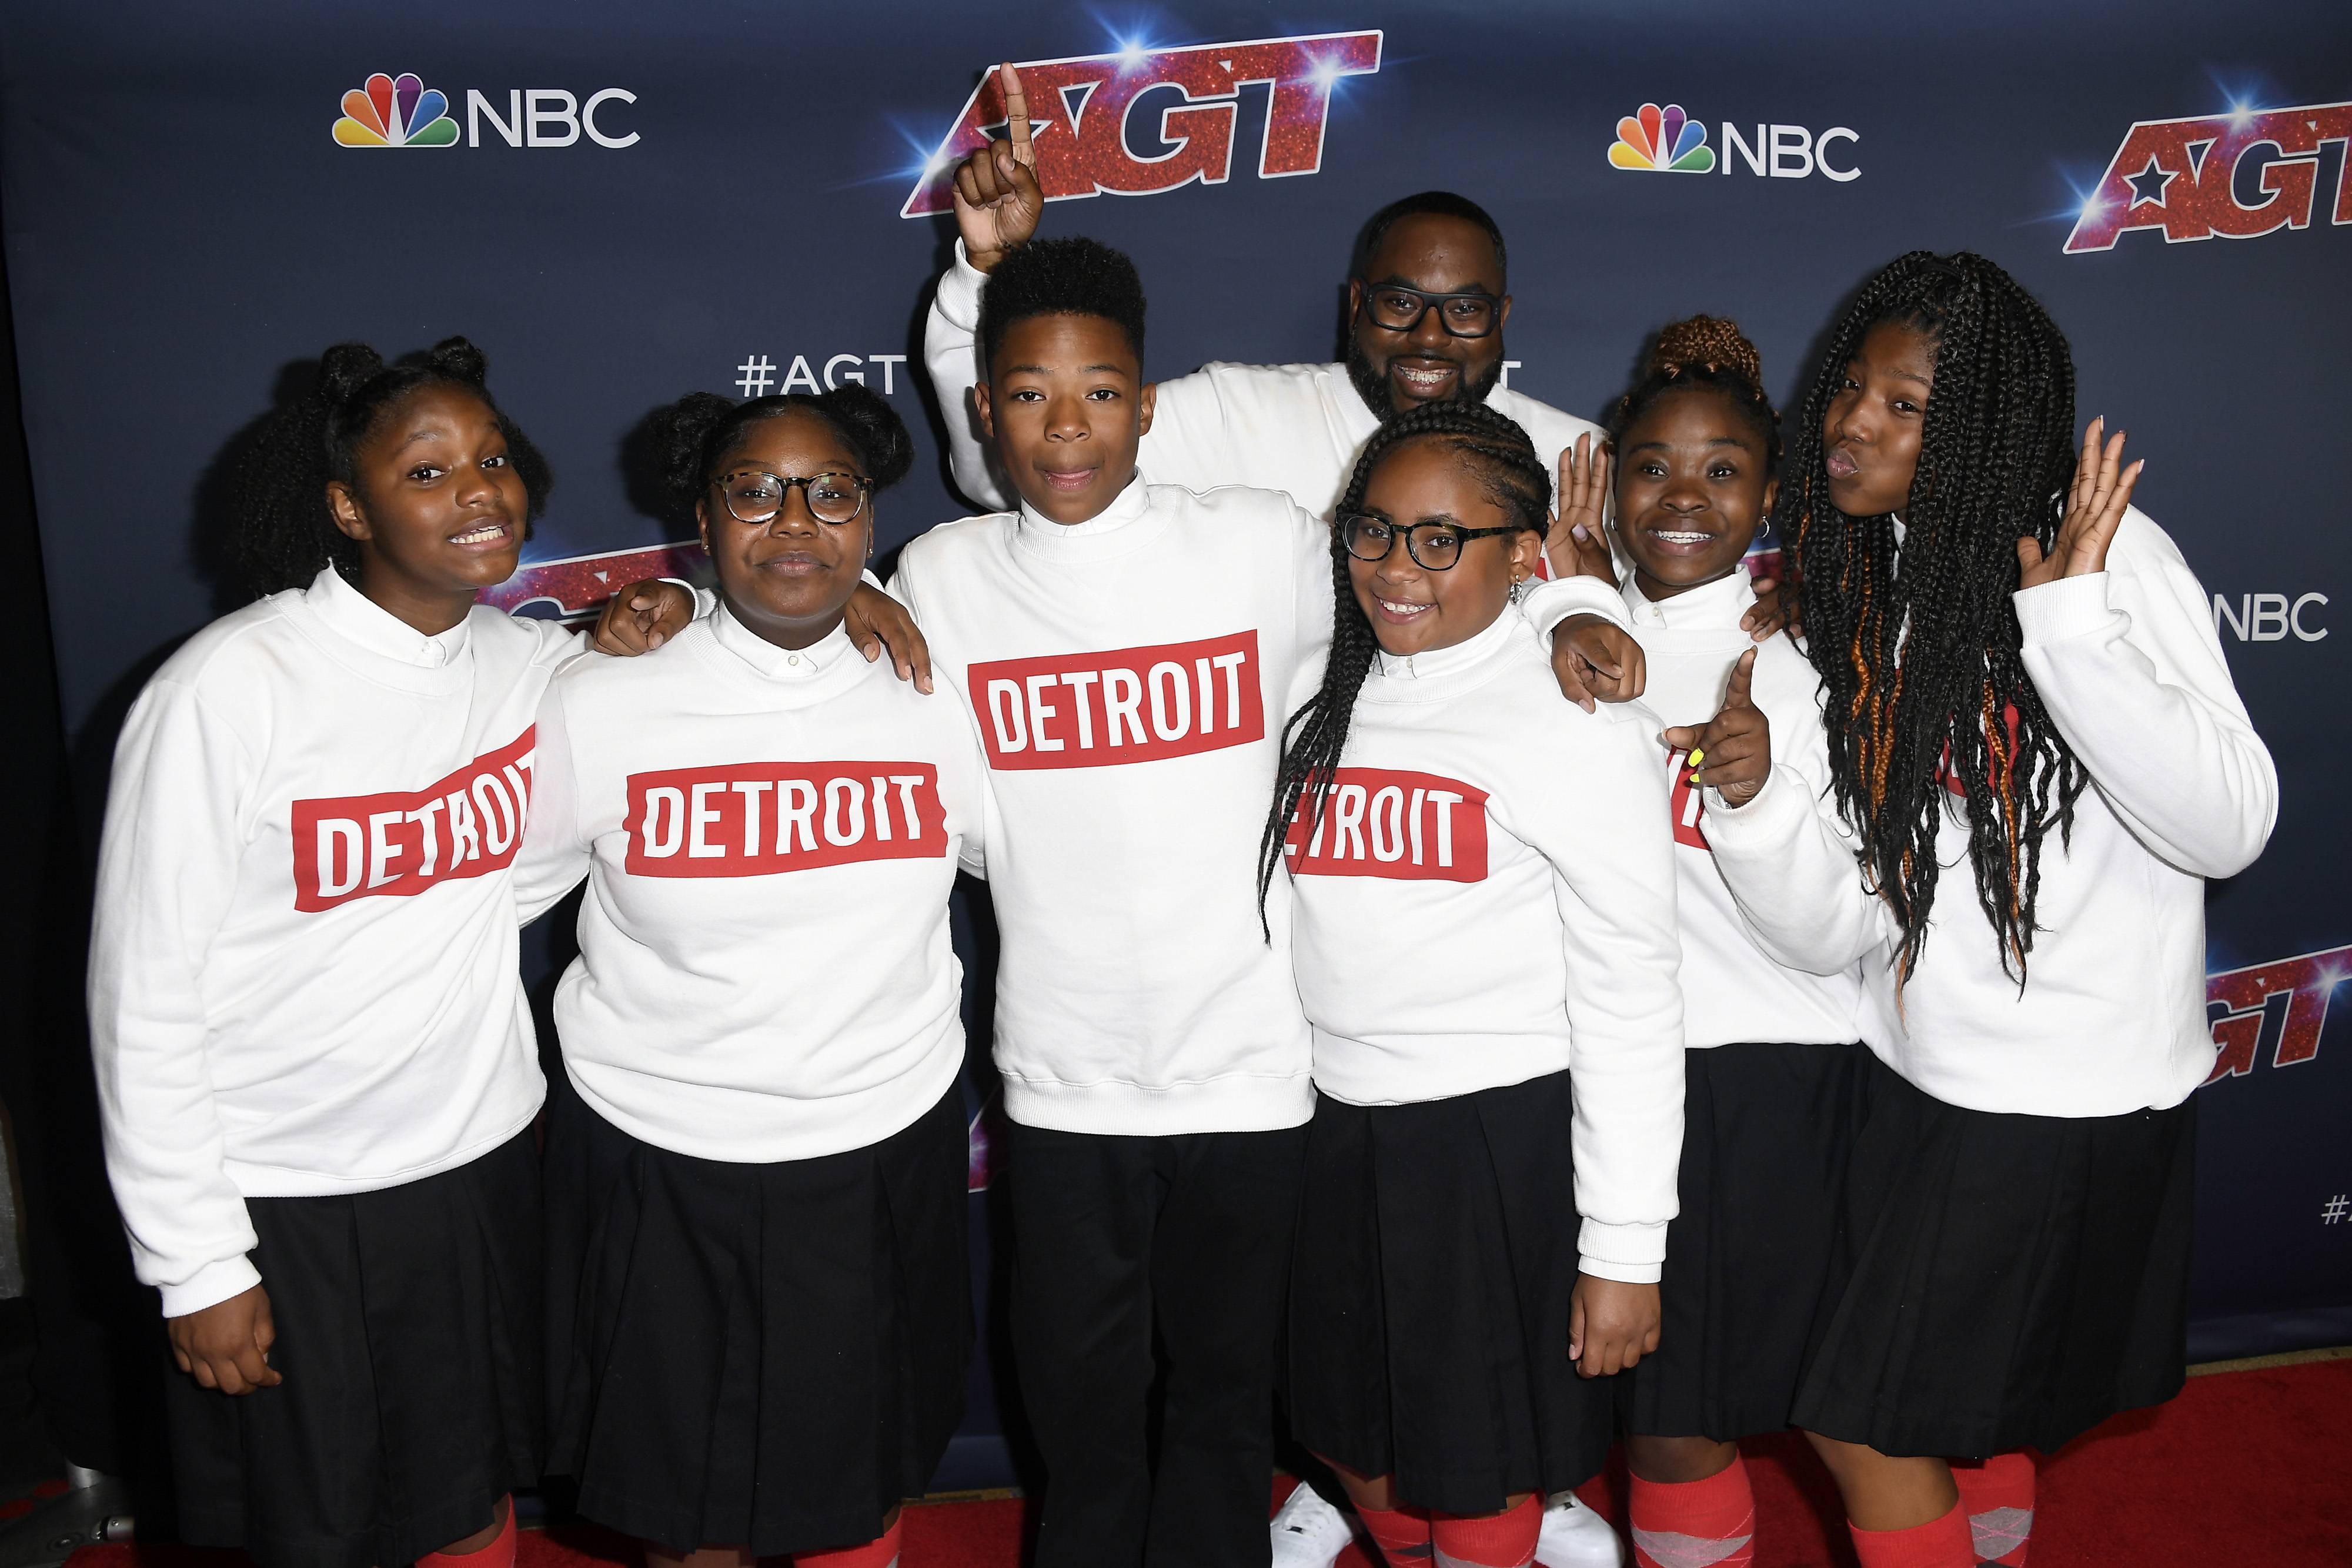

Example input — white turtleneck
[89,567,586,1316]
[1620,567,1865,1050]
[1282,610,1686,1283]
[515,605,987,1162]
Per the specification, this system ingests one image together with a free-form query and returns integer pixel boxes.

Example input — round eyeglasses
[711,470,872,526]
[1340,513,1526,571]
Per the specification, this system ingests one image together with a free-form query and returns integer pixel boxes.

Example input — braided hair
[232,336,552,596]
[1608,314,1780,469]
[1255,402,1551,927]
[648,383,916,526]
[1783,251,2087,985]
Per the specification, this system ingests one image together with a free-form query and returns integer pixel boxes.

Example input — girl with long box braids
[1551,316,1870,1568]
[520,387,983,1568]
[86,337,703,1568]
[1686,253,2276,1567]
[1259,402,1685,1568]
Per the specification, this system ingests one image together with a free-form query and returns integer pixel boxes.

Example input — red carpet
[64,1356,2351,1567]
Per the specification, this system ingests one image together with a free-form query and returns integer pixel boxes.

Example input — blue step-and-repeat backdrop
[3,0,2347,1487]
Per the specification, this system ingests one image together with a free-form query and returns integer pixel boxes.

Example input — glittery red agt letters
[2065,100,2352,252]
[901,32,1383,218]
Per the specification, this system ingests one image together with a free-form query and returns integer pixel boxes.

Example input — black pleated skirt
[543,1079,972,1557]
[1792,1052,2197,1459]
[1286,1071,1613,1516]
[1622,1041,1872,1443]
[165,1129,544,1568]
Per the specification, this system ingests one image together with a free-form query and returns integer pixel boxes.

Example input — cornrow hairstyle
[1781,250,2088,987]
[1255,402,1550,930]
[976,235,1147,377]
[650,382,917,524]
[232,336,551,597]
[1353,190,1508,285]
[1608,313,1781,469]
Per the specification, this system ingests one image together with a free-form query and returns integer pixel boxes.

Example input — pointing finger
[1724,646,1758,709]
[1001,63,1034,165]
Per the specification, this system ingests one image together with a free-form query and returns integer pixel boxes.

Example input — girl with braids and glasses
[86,336,707,1568]
[1682,253,2276,1568]
[517,386,984,1568]
[1262,402,1684,1568]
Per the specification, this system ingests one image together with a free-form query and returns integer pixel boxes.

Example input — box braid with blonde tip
[231,336,552,596]
[1608,313,1781,469]
[1780,251,2089,987]
[1255,401,1552,932]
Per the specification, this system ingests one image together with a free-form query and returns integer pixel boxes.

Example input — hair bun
[652,392,741,512]
[1648,315,1763,393]
[316,342,387,404]
[817,383,916,490]
[425,335,489,387]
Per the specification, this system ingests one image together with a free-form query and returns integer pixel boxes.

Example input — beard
[1344,335,1505,418]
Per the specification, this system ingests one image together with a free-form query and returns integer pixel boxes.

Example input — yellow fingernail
[1686,748,1705,765]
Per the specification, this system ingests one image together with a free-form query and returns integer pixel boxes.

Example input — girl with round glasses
[1256,401,1684,1568]
[519,386,987,1568]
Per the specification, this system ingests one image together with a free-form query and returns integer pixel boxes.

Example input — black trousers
[1007,1119,1308,1568]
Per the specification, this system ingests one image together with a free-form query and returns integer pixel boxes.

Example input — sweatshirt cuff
[2013,571,2121,647]
[159,1253,262,1319]
[1701,758,1811,849]
[1521,575,1633,638]
[657,579,719,621]
[1577,1219,1668,1284]
[937,240,988,328]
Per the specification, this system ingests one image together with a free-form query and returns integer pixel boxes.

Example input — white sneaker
[1271,1482,1358,1567]
[1536,1491,1626,1568]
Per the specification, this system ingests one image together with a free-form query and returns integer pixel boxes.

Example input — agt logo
[2206,943,2347,1082]
[332,71,639,148]
[900,31,1382,216]
[2064,99,2351,253]
[1608,101,1859,182]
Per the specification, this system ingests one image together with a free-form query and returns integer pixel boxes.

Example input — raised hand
[951,62,1044,273]
[1551,612,1647,713]
[169,1283,282,1395]
[1661,647,1770,806]
[2019,416,2141,590]
[1546,433,1615,583]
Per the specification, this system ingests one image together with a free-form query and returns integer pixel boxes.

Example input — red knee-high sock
[1629,1455,1756,1568]
[1949,1452,2034,1566]
[1847,1500,1976,1568]
[1429,1495,1541,1568]
[418,1498,517,1568]
[1359,1502,1435,1564]
[794,1516,902,1568]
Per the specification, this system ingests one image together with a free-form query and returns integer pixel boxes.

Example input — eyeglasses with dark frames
[711,470,873,526]
[1339,513,1525,571]
[1355,282,1501,339]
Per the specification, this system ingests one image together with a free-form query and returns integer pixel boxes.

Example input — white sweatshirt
[1622,568,1864,1049]
[924,242,1603,517]
[89,567,579,1317]
[1704,509,2277,1116]
[1284,611,1685,1283]
[888,477,1328,1135]
[514,610,985,1163]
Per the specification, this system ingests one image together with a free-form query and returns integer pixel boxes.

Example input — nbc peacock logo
[333,72,459,147]
[1609,103,1715,173]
